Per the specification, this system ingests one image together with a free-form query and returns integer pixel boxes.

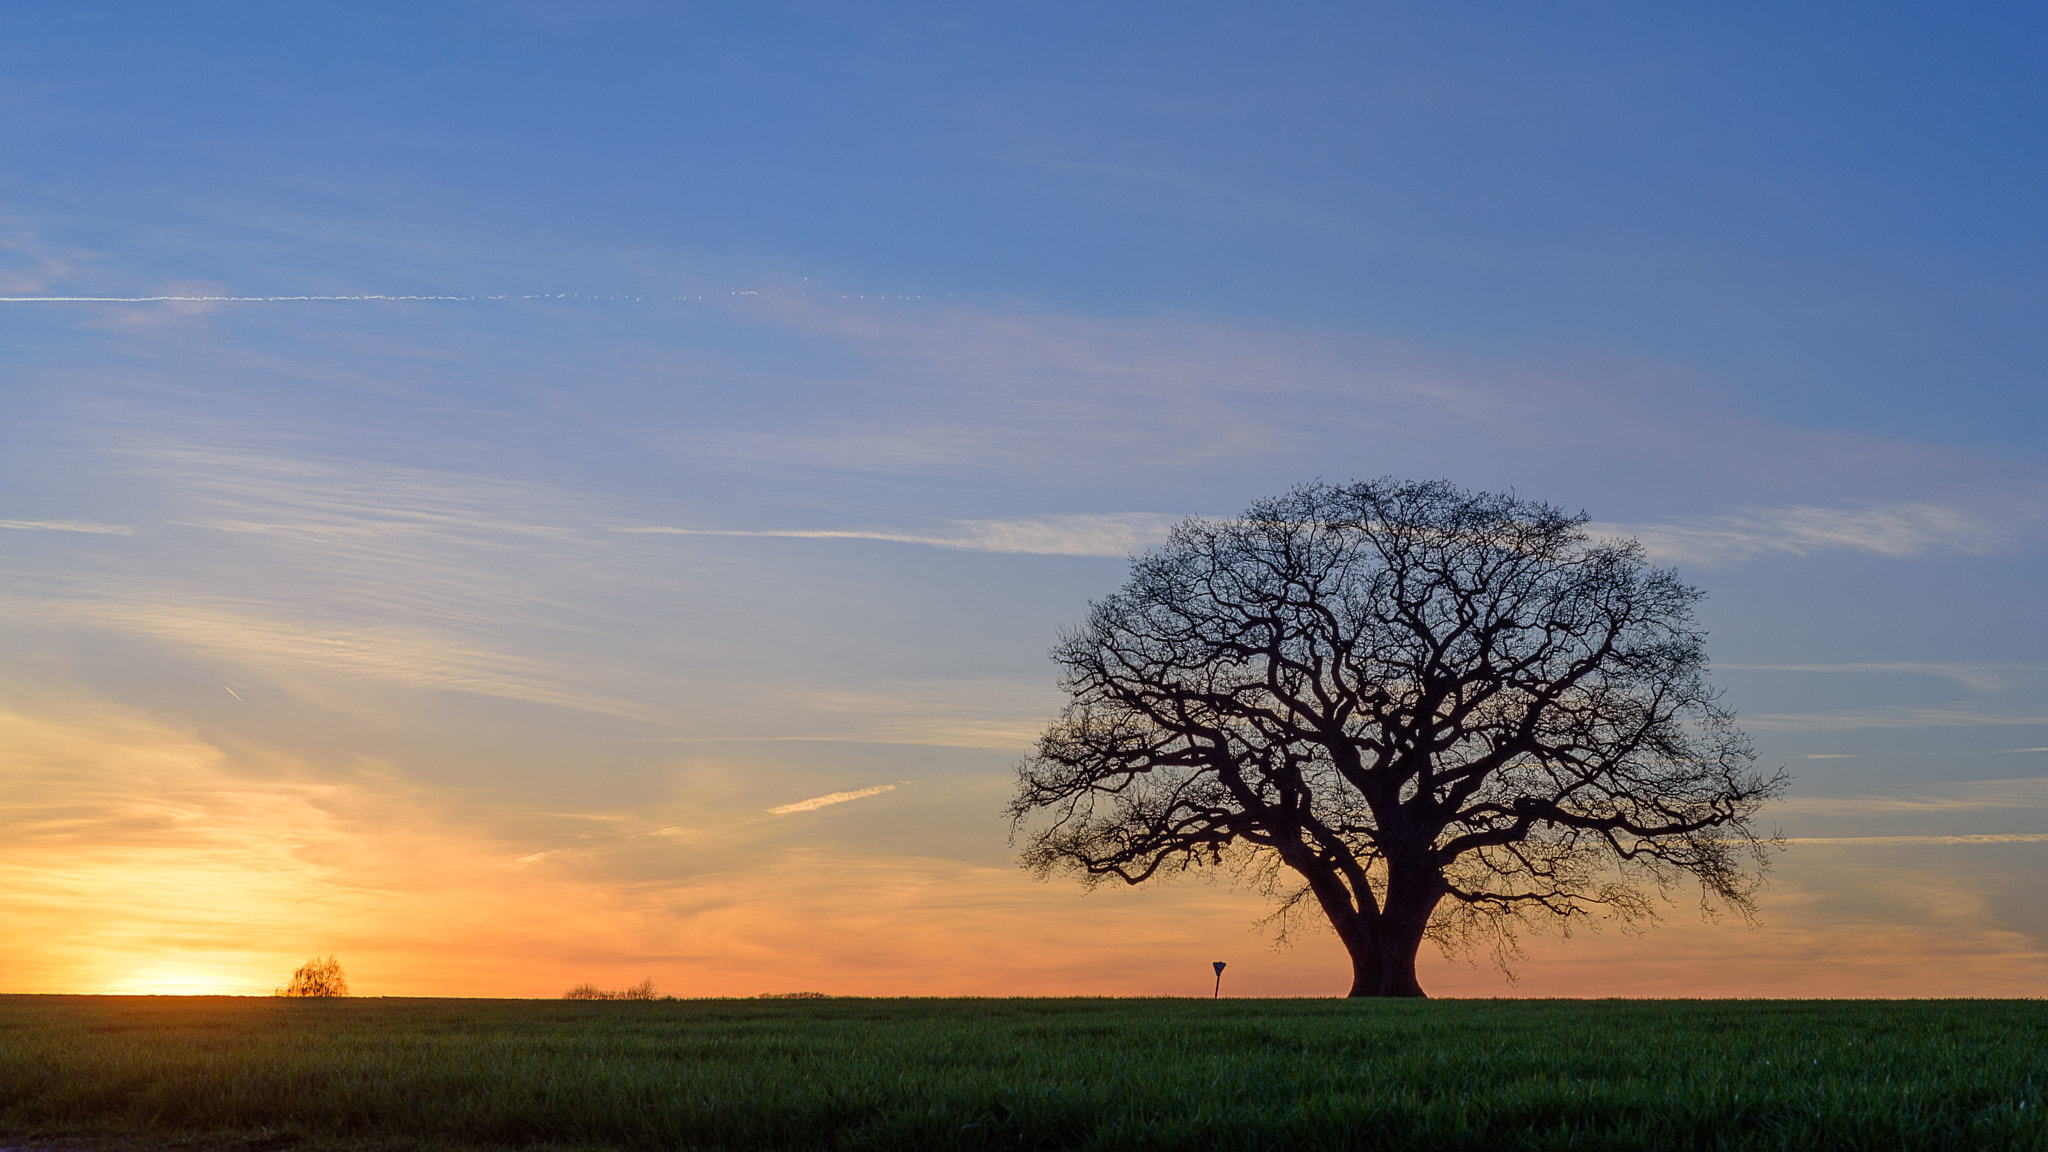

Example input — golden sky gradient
[4,7,2046,1000]
[8,685,2043,999]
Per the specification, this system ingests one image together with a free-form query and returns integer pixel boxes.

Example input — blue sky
[1,2,2044,996]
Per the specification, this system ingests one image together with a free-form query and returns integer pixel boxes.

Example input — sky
[2,1,2045,998]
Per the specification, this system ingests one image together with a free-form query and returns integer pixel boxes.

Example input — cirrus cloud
[1594,489,2048,564]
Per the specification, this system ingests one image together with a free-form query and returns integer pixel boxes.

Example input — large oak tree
[1010,479,1784,997]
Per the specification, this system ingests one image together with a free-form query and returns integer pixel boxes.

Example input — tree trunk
[1339,925,1429,997]
[1372,932,1428,997]
[1339,869,1438,998]
[1291,849,1440,997]
[1343,938,1384,998]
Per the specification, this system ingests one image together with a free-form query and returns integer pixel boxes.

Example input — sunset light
[1,3,2043,1012]
[101,966,246,998]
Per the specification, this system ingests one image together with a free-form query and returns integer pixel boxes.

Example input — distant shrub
[756,991,828,1000]
[563,978,661,1000]
[276,956,349,997]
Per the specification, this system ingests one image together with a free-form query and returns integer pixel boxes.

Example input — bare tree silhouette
[563,978,660,1000]
[1010,478,1785,997]
[275,956,349,997]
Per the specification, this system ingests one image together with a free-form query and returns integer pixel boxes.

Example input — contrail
[0,294,492,302]
[0,289,923,304]
[767,784,897,815]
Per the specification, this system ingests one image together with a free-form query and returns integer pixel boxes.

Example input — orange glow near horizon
[103,965,253,997]
[4,687,2045,1001]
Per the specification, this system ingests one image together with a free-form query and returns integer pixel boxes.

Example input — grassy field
[1,995,2043,1151]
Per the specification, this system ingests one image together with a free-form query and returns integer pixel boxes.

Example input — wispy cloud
[1596,491,2048,564]
[0,520,134,535]
[16,443,709,719]
[14,440,1099,740]
[616,513,1182,558]
[1719,662,2044,693]
[770,682,1055,750]
[0,227,96,295]
[0,292,714,303]
[72,601,662,720]
[130,443,575,543]
[1798,746,2048,761]
[767,784,897,815]
[1786,833,2048,846]
[0,294,483,303]
[686,297,1482,487]
[1743,704,2048,731]
[1772,777,2048,817]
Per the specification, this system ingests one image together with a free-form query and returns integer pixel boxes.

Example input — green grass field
[1,995,2043,1151]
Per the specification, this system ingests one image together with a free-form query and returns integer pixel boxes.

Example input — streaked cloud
[801,683,1053,749]
[128,443,577,546]
[0,293,481,303]
[617,513,1183,558]
[1743,704,2048,731]
[72,600,662,720]
[0,520,134,534]
[1596,490,2048,564]
[0,228,92,295]
[4,437,1094,752]
[1719,662,2043,692]
[1798,746,2048,761]
[767,784,898,815]
[1771,777,2048,817]
[685,297,1477,486]
[1786,833,2048,846]
[9,443,709,722]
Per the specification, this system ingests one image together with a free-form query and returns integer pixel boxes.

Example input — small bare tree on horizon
[1009,478,1786,998]
[563,978,660,1000]
[276,956,349,997]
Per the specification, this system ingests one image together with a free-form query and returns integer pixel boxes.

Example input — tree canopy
[276,956,349,997]
[1010,478,1785,997]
